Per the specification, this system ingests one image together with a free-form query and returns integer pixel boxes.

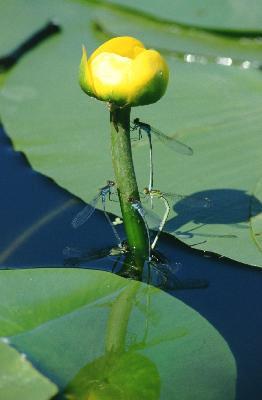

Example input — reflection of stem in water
[115,251,145,282]
[63,246,208,290]
[113,251,208,290]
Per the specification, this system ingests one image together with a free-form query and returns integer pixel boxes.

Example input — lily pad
[0,340,57,400]
[0,0,261,266]
[0,268,236,399]
[250,176,262,252]
[101,0,262,33]
[63,351,161,400]
[91,6,262,66]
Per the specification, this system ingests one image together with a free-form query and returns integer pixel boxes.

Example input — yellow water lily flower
[79,36,169,107]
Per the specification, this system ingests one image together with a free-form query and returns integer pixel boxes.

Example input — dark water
[1,125,262,400]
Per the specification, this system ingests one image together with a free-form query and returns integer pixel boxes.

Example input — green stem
[105,281,140,354]
[110,106,149,265]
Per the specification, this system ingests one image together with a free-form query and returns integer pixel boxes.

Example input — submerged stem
[110,106,149,268]
[105,281,140,353]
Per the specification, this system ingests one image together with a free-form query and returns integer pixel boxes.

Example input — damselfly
[129,195,170,252]
[63,245,208,290]
[142,188,211,249]
[143,188,211,209]
[147,258,208,290]
[132,118,193,192]
[71,181,122,247]
[63,245,126,267]
[142,188,170,250]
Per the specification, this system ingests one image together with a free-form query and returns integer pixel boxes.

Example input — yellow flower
[79,36,169,107]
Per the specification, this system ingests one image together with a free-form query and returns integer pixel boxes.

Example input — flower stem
[110,106,149,268]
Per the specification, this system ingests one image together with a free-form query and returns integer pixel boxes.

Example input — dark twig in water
[0,20,61,72]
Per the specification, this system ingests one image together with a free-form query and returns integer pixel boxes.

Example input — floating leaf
[0,0,261,266]
[63,351,160,400]
[250,176,262,252]
[0,340,57,400]
[91,6,262,67]
[0,268,236,399]
[100,0,262,33]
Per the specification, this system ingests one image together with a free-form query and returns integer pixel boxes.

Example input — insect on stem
[143,188,170,250]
